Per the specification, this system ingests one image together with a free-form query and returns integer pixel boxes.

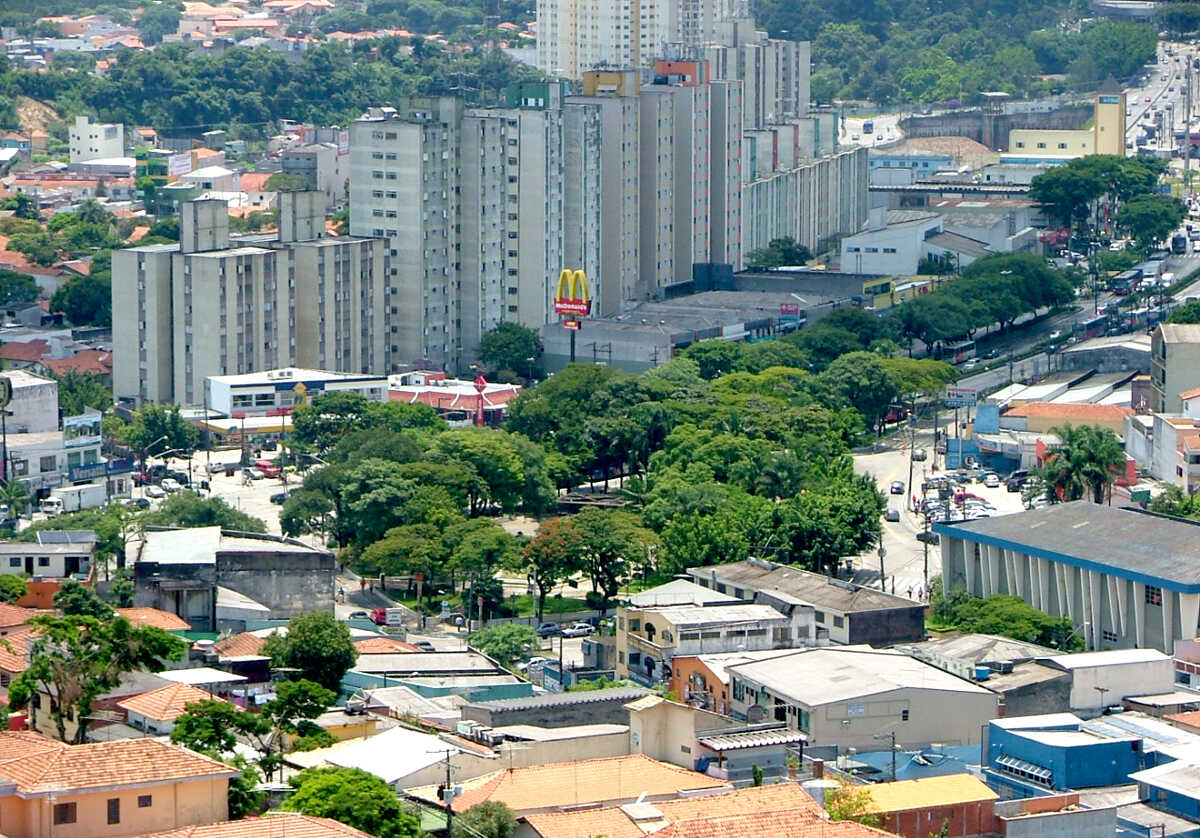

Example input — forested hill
[761,0,1158,106]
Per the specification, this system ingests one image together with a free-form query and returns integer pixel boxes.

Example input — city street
[851,435,1028,600]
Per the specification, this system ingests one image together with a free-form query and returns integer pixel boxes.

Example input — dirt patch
[16,97,61,134]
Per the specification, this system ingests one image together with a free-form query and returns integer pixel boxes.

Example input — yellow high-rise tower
[1094,75,1127,156]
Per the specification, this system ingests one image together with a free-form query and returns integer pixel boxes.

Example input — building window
[1146,585,1163,606]
[1036,142,1046,149]
[37,557,49,567]
[813,610,825,623]
[1016,142,1025,149]
[138,795,152,809]
[7,557,17,568]
[901,709,909,721]
[54,803,76,825]
[883,247,897,253]
[107,798,120,825]
[1102,630,1119,643]
[833,615,845,628]
[39,455,55,473]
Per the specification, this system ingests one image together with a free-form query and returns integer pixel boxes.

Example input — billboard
[338,129,350,156]
[553,269,592,316]
[63,412,102,448]
[945,386,978,408]
[167,152,192,177]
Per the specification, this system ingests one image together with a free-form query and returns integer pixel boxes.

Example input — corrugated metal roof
[697,727,805,751]
[466,686,650,712]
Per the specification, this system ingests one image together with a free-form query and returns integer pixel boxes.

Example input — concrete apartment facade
[1151,323,1200,413]
[113,193,388,407]
[700,19,810,130]
[68,114,124,163]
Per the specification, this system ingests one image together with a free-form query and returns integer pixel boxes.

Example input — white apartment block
[710,79,744,269]
[113,193,389,407]
[537,0,739,78]
[568,71,641,316]
[69,115,124,163]
[701,19,810,130]
[349,101,460,371]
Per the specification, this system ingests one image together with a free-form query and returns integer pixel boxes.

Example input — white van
[39,497,63,517]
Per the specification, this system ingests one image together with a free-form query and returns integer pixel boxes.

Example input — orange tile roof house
[0,731,239,838]
[136,813,375,837]
[864,775,1000,838]
[116,607,191,631]
[417,753,731,815]
[1002,401,1134,436]
[522,782,899,838]
[116,683,227,734]
[0,602,37,634]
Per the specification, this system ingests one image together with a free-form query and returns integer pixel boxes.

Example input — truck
[39,483,107,516]
[371,606,405,627]
[1173,232,1189,255]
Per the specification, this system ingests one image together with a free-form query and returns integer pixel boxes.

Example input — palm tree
[1,480,29,517]
[1039,424,1126,504]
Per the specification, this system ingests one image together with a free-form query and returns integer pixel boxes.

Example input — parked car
[537,621,562,637]
[207,462,228,475]
[255,459,282,478]
[912,448,927,461]
[1006,470,1030,492]
[412,640,436,652]
[561,622,595,637]
[160,478,182,493]
[884,509,901,522]
[123,497,151,510]
[270,490,291,505]
[347,610,369,620]
[243,467,265,481]
[889,480,905,495]
[145,485,166,498]
[916,531,940,545]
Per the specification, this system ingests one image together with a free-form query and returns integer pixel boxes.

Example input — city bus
[1078,314,1108,339]
[938,340,976,364]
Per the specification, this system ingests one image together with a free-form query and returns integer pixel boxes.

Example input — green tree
[0,269,38,306]
[282,767,421,838]
[53,579,112,618]
[825,785,881,826]
[138,2,183,44]
[1037,424,1127,504]
[1116,194,1186,249]
[125,403,198,463]
[818,351,901,434]
[569,508,659,613]
[52,274,113,327]
[1168,301,1200,324]
[678,340,745,380]
[517,517,585,621]
[746,236,813,268]
[1029,165,1105,230]
[453,801,519,838]
[660,511,750,573]
[467,624,537,667]
[9,613,187,743]
[52,371,111,416]
[142,492,267,533]
[0,574,26,604]
[478,322,543,380]
[260,612,356,691]
[265,173,313,192]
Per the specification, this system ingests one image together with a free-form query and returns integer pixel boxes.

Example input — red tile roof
[0,603,37,629]
[0,340,49,363]
[117,607,190,631]
[135,814,375,838]
[39,349,113,377]
[0,731,237,794]
[354,636,419,654]
[239,172,274,193]
[1004,402,1134,421]
[0,628,33,674]
[656,812,899,838]
[211,631,266,657]
[117,683,225,722]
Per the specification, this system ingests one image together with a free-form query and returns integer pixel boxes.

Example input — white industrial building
[68,115,123,163]
[937,501,1200,654]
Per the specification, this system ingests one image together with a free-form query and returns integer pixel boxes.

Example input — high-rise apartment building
[537,0,739,78]
[113,193,389,407]
[349,100,461,371]
[710,78,744,268]
[641,61,712,294]
[568,71,642,315]
[700,19,810,129]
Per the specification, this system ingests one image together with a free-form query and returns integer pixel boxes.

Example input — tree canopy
[260,612,357,691]
[282,767,421,838]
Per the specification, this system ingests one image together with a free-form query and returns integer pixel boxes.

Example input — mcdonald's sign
[554,269,592,316]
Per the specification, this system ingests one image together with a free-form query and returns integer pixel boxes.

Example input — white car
[145,485,166,498]
[560,622,595,638]
[983,473,1000,488]
[161,478,182,493]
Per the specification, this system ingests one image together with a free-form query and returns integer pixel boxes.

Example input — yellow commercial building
[1008,79,1126,159]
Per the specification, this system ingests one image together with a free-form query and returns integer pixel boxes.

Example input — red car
[254,459,281,478]
[132,470,152,486]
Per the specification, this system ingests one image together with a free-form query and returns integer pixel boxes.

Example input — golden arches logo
[554,269,592,316]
